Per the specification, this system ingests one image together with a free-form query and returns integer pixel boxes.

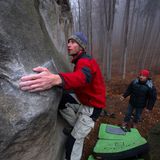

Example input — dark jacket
[59,51,106,109]
[123,78,157,110]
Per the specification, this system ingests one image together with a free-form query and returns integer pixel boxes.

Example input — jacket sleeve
[146,86,157,110]
[59,59,93,90]
[123,81,133,98]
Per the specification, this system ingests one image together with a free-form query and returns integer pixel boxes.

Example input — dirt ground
[81,74,160,160]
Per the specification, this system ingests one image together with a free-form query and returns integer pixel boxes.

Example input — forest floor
[81,74,160,160]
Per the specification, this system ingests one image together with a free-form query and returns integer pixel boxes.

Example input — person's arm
[59,59,93,90]
[19,67,62,92]
[146,86,157,110]
[121,80,133,99]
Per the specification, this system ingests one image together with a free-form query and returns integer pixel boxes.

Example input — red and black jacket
[59,51,106,109]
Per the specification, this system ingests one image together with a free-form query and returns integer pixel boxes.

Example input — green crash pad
[88,155,95,160]
[91,123,148,160]
[94,123,147,154]
[88,155,144,160]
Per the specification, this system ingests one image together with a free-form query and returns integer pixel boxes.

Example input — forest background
[70,0,160,80]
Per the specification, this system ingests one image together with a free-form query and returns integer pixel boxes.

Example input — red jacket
[59,52,106,109]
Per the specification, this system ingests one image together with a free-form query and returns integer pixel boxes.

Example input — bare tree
[102,0,116,80]
[121,0,130,79]
[77,0,81,31]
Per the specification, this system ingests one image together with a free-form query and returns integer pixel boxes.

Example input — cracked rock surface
[0,0,72,160]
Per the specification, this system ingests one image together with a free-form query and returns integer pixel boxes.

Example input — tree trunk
[78,0,81,31]
[122,0,130,79]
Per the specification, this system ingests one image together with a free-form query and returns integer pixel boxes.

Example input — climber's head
[68,32,87,55]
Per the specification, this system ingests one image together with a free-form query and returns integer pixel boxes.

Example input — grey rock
[0,0,72,160]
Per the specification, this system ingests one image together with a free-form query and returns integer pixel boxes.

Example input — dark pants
[124,103,143,123]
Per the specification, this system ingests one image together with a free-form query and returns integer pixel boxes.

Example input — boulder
[0,0,72,160]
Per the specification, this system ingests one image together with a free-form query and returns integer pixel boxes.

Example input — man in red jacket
[20,32,106,160]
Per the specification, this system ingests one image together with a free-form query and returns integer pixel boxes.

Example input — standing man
[120,69,157,128]
[19,32,106,160]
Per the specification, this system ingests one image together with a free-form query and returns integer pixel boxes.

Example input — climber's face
[67,39,83,56]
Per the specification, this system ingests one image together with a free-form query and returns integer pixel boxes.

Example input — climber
[19,32,106,160]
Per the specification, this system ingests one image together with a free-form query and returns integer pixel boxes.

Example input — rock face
[0,0,72,160]
[148,123,160,160]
